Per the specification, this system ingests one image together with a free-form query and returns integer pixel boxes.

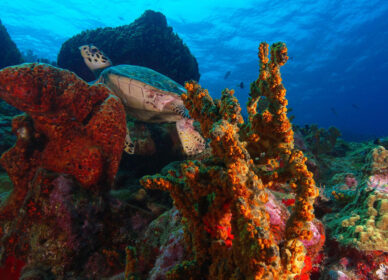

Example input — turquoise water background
[0,0,387,140]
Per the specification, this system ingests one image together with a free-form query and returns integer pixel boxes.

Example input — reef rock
[0,20,23,157]
[323,183,388,279]
[138,207,186,279]
[365,145,388,175]
[324,185,387,252]
[57,10,200,84]
[0,20,23,69]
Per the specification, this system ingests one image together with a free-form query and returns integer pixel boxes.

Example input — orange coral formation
[140,42,321,279]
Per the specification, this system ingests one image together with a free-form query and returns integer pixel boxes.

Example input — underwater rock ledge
[0,19,23,69]
[57,10,200,85]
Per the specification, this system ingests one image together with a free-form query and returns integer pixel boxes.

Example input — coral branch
[140,42,322,279]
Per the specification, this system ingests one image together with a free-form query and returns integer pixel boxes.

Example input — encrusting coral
[139,42,322,279]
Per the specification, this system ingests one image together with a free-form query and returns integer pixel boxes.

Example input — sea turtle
[79,45,205,156]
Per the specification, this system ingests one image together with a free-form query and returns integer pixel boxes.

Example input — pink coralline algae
[344,174,358,188]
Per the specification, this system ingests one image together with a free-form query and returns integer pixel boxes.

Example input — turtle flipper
[176,118,205,156]
[164,100,190,118]
[124,127,135,154]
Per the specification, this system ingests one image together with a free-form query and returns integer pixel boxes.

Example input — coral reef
[324,185,387,251]
[57,10,200,84]
[364,145,388,176]
[137,42,323,279]
[293,125,345,182]
[0,63,131,278]
[305,130,388,279]
[134,207,186,280]
[296,125,342,157]
[0,20,23,69]
[0,34,385,279]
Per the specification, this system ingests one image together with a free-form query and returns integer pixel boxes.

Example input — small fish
[118,16,124,21]
[351,104,359,109]
[224,71,231,79]
[330,107,338,117]
[237,82,244,89]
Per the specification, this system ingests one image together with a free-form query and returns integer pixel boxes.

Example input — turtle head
[79,45,112,76]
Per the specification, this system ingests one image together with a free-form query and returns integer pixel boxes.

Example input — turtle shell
[102,64,185,95]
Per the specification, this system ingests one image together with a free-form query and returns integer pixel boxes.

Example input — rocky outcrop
[0,20,23,69]
[58,10,200,85]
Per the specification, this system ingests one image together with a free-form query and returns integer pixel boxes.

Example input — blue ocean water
[0,0,387,141]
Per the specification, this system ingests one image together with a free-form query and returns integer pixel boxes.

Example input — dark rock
[0,20,24,160]
[58,10,200,85]
[0,20,23,69]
